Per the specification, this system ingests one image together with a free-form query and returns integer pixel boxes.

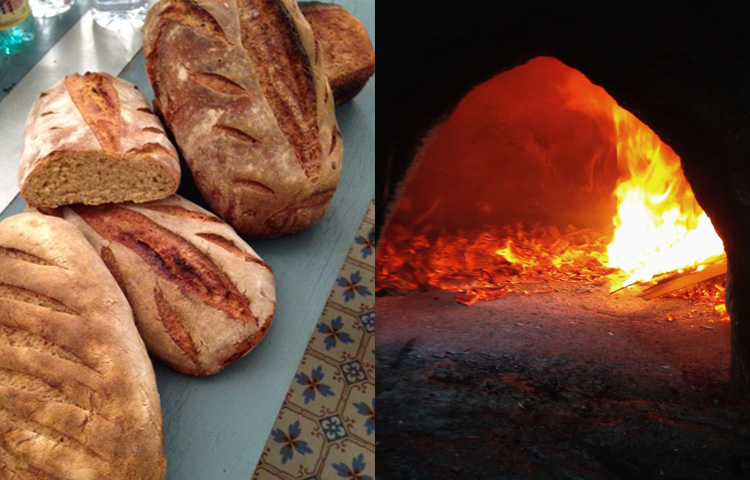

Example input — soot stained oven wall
[375,1,750,392]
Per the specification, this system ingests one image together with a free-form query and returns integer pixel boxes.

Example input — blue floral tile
[296,366,336,405]
[350,204,375,267]
[332,453,373,480]
[286,354,345,417]
[340,360,368,385]
[310,309,364,363]
[353,227,375,263]
[358,311,375,334]
[319,414,348,442]
[318,315,356,352]
[258,408,324,477]
[320,441,375,480]
[361,335,375,380]
[335,268,373,309]
[342,382,375,442]
[272,420,314,465]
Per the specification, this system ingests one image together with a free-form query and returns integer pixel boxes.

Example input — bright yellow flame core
[605,107,724,285]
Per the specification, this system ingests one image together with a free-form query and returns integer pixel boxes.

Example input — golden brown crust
[0,212,165,479]
[72,204,253,323]
[238,0,322,182]
[62,195,276,376]
[153,286,203,373]
[143,0,342,238]
[18,72,181,209]
[300,2,375,105]
[64,72,121,152]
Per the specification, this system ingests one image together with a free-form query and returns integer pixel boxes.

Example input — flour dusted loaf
[143,0,343,238]
[18,72,180,209]
[61,195,276,376]
[300,2,375,105]
[0,212,164,479]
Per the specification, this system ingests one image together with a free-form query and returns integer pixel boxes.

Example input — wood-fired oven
[377,2,750,478]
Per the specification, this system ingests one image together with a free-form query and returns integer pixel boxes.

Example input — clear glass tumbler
[91,0,150,30]
[28,0,74,18]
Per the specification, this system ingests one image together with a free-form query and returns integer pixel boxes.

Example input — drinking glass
[28,0,74,18]
[91,0,150,30]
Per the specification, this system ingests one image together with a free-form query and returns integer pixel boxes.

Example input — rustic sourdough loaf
[0,212,165,479]
[143,0,343,238]
[300,2,375,105]
[18,72,180,209]
[60,195,276,376]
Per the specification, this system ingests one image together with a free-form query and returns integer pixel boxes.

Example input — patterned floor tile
[253,200,374,480]
[259,407,325,478]
[341,381,375,443]
[287,353,346,417]
[310,309,366,363]
[319,439,375,480]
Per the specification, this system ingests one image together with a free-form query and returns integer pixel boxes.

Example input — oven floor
[377,282,750,479]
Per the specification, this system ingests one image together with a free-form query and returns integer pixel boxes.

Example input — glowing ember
[377,224,615,305]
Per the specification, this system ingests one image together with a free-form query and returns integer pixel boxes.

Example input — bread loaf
[300,2,375,105]
[60,195,276,376]
[0,212,165,479]
[143,0,343,238]
[18,72,180,209]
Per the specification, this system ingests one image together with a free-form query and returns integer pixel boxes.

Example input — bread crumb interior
[22,151,177,208]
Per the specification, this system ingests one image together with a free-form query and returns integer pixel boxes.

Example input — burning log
[638,258,727,300]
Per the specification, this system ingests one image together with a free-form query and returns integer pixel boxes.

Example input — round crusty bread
[0,212,165,479]
[61,195,276,376]
[300,1,375,105]
[143,0,343,238]
[18,72,180,209]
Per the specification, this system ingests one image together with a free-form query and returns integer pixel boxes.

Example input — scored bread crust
[18,72,181,209]
[61,195,276,376]
[0,212,165,479]
[143,0,343,238]
[300,2,375,105]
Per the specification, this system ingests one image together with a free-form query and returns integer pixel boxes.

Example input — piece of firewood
[638,259,727,300]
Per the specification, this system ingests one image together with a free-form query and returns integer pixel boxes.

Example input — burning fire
[605,107,725,287]
[378,57,726,313]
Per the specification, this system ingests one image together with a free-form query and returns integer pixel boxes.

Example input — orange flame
[605,106,725,286]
